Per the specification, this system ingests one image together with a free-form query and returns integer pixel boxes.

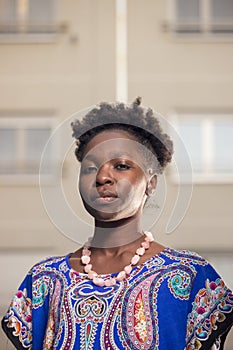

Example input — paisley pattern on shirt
[3,287,32,348]
[186,277,233,350]
[2,248,233,350]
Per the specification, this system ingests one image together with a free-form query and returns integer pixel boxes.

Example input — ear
[146,174,157,196]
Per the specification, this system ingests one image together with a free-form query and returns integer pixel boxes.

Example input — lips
[93,191,118,204]
[97,191,118,198]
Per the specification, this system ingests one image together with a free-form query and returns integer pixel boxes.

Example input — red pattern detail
[134,290,147,343]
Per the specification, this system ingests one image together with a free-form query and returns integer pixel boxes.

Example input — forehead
[82,130,145,163]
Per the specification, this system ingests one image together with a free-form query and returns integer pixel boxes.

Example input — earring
[148,188,156,196]
[146,185,156,196]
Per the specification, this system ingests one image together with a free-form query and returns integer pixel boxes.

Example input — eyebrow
[83,151,133,162]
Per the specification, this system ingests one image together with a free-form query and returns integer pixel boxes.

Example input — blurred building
[0,0,233,348]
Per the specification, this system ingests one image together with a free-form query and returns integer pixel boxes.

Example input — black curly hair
[71,97,173,174]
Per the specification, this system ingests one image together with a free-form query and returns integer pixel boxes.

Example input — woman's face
[79,130,154,223]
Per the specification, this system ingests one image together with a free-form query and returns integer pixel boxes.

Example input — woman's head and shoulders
[32,98,213,283]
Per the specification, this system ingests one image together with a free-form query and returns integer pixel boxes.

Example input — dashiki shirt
[2,248,233,350]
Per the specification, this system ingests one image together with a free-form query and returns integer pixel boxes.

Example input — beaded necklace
[81,231,154,287]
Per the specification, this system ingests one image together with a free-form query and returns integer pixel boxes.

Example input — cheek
[79,176,92,199]
[78,177,84,194]
[116,179,132,195]
[116,177,146,200]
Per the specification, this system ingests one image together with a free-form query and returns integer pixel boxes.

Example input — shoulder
[164,248,233,302]
[162,247,208,266]
[30,254,71,277]
[162,247,226,287]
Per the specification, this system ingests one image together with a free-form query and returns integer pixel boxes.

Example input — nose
[95,164,114,187]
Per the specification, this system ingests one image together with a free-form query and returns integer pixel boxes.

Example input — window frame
[166,0,233,41]
[0,0,60,43]
[169,111,233,184]
[0,113,60,185]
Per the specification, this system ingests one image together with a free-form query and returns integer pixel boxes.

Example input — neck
[90,216,143,249]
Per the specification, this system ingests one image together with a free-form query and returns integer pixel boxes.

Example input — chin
[95,212,141,225]
[94,212,120,222]
[83,202,140,223]
[84,206,117,222]
[93,210,136,225]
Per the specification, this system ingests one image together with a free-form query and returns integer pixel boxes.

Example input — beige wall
[0,0,232,347]
[128,0,233,251]
[0,0,116,251]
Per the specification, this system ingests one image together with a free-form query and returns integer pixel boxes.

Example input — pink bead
[93,277,105,286]
[136,247,145,256]
[84,264,92,273]
[82,248,91,256]
[104,278,116,287]
[124,265,133,274]
[116,271,126,281]
[145,232,154,242]
[87,270,98,279]
[141,241,150,249]
[131,254,140,265]
[81,255,91,265]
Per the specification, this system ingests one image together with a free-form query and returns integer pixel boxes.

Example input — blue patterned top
[2,248,233,350]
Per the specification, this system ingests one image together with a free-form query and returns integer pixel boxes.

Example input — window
[170,113,233,183]
[0,114,58,184]
[0,0,58,40]
[167,0,233,39]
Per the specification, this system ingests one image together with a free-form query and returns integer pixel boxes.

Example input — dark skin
[70,130,165,275]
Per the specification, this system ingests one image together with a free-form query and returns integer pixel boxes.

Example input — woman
[2,98,233,349]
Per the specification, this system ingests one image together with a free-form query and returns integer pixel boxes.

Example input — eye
[115,163,131,171]
[81,165,97,174]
